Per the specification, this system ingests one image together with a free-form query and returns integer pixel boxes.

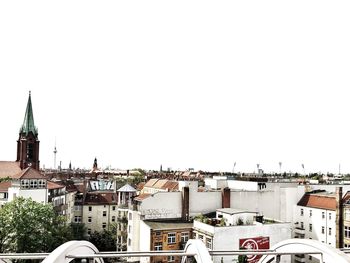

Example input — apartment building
[139,221,193,263]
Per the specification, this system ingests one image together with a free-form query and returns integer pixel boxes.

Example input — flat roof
[144,221,193,230]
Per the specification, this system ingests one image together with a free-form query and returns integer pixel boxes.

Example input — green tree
[89,224,117,251]
[70,223,89,240]
[0,197,71,254]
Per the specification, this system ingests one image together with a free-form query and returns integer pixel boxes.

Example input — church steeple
[20,91,37,136]
[16,92,40,170]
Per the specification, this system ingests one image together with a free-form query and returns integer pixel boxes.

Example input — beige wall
[82,203,118,233]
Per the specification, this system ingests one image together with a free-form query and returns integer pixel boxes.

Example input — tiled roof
[297,194,336,211]
[47,181,65,190]
[84,192,118,205]
[153,179,168,189]
[134,193,151,201]
[0,181,11,192]
[12,167,46,179]
[0,161,21,179]
[144,179,158,187]
[162,181,178,191]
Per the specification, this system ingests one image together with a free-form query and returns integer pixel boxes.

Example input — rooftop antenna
[53,138,57,170]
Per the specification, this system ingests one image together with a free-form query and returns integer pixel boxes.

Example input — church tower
[16,91,40,170]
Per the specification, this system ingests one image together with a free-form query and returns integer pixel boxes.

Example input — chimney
[336,187,343,248]
[222,187,230,208]
[182,186,189,221]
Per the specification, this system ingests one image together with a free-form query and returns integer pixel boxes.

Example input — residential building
[294,191,337,248]
[139,221,193,263]
[193,209,291,263]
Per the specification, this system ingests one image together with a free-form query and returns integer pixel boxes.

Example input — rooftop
[144,220,193,230]
[297,193,336,211]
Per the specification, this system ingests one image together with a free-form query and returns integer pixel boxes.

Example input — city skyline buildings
[1,1,350,174]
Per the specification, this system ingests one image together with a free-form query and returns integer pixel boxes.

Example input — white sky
[1,1,350,174]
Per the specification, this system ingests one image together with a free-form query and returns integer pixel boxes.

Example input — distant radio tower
[279,162,282,174]
[53,140,57,170]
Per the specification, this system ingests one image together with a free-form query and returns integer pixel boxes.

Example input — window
[102,222,107,229]
[206,237,212,249]
[345,211,350,221]
[309,255,312,260]
[309,224,312,232]
[329,213,332,220]
[112,216,116,222]
[322,226,325,234]
[128,225,131,233]
[88,217,92,223]
[112,206,116,211]
[154,242,162,251]
[87,228,91,235]
[21,179,29,189]
[345,226,350,238]
[181,232,189,243]
[309,210,312,217]
[329,228,332,235]
[155,231,161,236]
[103,211,107,217]
[322,212,325,219]
[38,179,46,188]
[88,206,92,212]
[129,213,132,220]
[128,238,131,246]
[300,208,304,216]
[168,233,176,244]
[198,234,204,241]
[168,256,175,262]
[74,216,82,223]
[30,179,38,189]
[301,222,304,229]
[74,205,82,211]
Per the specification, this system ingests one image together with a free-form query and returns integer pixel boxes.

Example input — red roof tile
[12,167,46,179]
[0,161,21,179]
[84,192,118,205]
[297,194,336,210]
[134,193,151,201]
[0,181,11,192]
[47,181,65,190]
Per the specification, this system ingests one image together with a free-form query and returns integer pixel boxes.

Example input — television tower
[53,140,57,169]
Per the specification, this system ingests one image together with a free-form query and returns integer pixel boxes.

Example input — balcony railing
[2,239,350,263]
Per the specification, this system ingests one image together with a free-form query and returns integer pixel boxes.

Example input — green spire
[20,91,37,135]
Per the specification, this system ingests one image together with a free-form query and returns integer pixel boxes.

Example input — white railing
[1,239,350,263]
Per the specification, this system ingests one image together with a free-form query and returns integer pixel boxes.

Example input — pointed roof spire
[20,91,37,135]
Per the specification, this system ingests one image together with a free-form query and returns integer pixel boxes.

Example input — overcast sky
[1,1,350,174]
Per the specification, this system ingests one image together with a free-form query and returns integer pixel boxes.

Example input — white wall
[205,178,228,190]
[194,220,291,263]
[127,210,141,262]
[139,192,182,219]
[189,191,221,216]
[227,180,258,191]
[294,205,336,247]
[139,221,151,263]
[22,189,47,203]
[230,187,300,222]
